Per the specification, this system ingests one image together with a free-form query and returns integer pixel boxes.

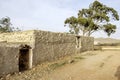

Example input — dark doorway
[19,47,29,72]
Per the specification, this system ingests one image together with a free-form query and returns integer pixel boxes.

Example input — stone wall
[0,30,94,67]
[80,36,94,52]
[33,30,76,65]
[0,45,19,76]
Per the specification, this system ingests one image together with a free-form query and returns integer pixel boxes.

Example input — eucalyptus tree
[103,23,116,37]
[64,16,79,34]
[65,1,119,36]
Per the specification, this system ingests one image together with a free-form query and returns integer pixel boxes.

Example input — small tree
[65,1,119,37]
[0,17,21,33]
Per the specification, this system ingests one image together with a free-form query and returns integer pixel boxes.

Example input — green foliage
[49,61,67,70]
[103,23,116,36]
[0,17,21,33]
[64,16,79,34]
[64,1,119,37]
[74,56,85,59]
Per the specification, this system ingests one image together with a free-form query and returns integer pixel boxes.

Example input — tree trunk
[88,31,91,37]
[82,30,85,36]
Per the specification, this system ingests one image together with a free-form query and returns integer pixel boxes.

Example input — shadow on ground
[115,66,120,80]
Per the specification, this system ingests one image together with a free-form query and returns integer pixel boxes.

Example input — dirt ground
[2,50,120,80]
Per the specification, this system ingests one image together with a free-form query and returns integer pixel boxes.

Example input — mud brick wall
[0,46,19,76]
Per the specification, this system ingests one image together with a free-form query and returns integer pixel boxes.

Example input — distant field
[94,38,120,46]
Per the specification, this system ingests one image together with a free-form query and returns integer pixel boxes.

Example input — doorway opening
[76,36,81,48]
[19,45,32,72]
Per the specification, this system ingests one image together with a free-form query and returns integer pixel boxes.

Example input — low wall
[0,30,94,67]
[33,30,76,65]
[0,45,19,76]
[33,30,94,65]
[80,36,94,52]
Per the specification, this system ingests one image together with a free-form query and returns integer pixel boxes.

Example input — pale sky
[0,0,120,39]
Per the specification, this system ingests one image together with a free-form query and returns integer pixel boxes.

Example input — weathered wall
[33,30,76,65]
[0,30,35,47]
[80,36,94,52]
[0,45,19,76]
[0,30,94,67]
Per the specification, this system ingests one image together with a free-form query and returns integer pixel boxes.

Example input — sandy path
[4,50,120,80]
[41,51,120,80]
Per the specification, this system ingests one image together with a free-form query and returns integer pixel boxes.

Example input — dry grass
[49,61,67,70]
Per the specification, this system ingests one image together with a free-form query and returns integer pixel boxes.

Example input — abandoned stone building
[0,30,94,76]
